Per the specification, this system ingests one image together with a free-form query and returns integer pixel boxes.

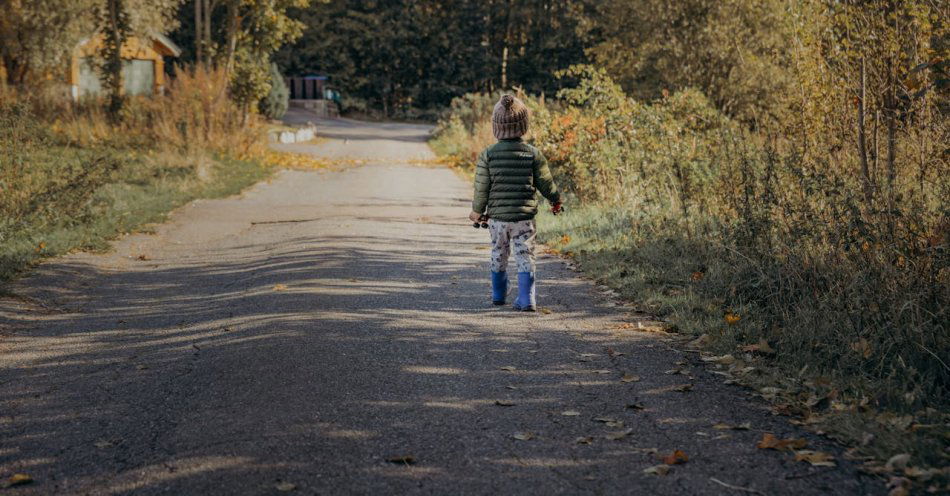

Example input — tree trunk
[857,57,872,204]
[195,0,203,65]
[224,0,239,75]
[204,0,212,62]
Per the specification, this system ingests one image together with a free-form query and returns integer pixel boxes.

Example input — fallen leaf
[885,453,911,472]
[691,271,704,281]
[713,422,751,430]
[740,338,776,355]
[136,254,149,261]
[643,464,671,476]
[575,436,594,445]
[561,410,581,416]
[512,432,534,441]
[605,428,634,440]
[620,374,640,383]
[672,384,694,392]
[686,333,712,349]
[794,450,836,467]
[626,402,646,410]
[540,307,552,314]
[275,481,297,492]
[499,366,516,371]
[757,433,807,451]
[850,338,872,359]
[725,313,741,325]
[701,354,736,365]
[386,455,416,465]
[494,400,515,407]
[8,474,33,486]
[273,284,288,291]
[661,450,689,465]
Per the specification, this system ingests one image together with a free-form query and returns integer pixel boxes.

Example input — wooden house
[67,34,181,100]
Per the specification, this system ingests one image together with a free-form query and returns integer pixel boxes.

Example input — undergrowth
[0,67,281,284]
[431,66,949,485]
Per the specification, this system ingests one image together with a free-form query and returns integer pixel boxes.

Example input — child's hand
[469,211,484,223]
[551,202,564,215]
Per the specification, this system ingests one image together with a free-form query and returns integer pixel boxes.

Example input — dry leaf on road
[512,432,534,441]
[643,464,671,476]
[740,338,776,355]
[757,433,807,451]
[275,482,297,492]
[272,284,288,291]
[575,436,594,444]
[8,474,33,487]
[793,450,836,467]
[621,373,640,383]
[605,428,634,440]
[661,449,689,465]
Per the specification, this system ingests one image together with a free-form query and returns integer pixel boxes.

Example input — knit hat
[492,94,529,140]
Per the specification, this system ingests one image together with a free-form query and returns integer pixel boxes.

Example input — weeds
[0,66,274,283]
[432,66,948,478]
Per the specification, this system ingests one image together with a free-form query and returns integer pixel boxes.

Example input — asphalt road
[0,117,882,495]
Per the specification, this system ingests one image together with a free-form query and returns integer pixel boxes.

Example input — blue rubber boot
[513,272,536,312]
[491,271,508,305]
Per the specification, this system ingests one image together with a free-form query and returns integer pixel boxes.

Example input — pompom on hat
[492,94,529,140]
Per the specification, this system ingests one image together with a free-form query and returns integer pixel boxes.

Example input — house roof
[152,33,181,57]
[75,33,181,57]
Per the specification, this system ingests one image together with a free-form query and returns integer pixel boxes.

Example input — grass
[535,205,949,479]
[0,141,273,284]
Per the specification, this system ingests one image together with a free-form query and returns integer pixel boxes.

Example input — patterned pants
[488,219,536,273]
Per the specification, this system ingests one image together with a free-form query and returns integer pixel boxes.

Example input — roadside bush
[432,66,948,469]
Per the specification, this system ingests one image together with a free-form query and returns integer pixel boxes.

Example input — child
[469,94,563,311]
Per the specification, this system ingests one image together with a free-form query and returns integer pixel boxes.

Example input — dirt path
[0,118,881,495]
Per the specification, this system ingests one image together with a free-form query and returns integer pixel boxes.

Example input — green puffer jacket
[472,139,561,222]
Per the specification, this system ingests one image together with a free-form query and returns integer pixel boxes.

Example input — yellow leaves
[35,241,46,253]
[661,449,689,465]
[272,283,288,291]
[7,474,33,487]
[756,433,807,451]
[724,313,741,325]
[559,234,571,245]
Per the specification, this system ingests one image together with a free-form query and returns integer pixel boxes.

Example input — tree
[259,62,289,119]
[582,0,795,124]
[0,0,96,85]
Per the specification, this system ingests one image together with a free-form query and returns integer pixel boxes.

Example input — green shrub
[259,63,289,120]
